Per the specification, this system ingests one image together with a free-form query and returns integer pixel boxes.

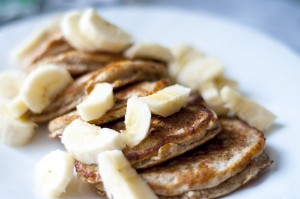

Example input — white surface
[0,6,300,199]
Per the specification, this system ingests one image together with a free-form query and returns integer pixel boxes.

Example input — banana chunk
[20,64,73,113]
[77,83,114,121]
[0,70,26,101]
[61,119,125,164]
[141,84,191,117]
[7,96,28,118]
[79,8,132,53]
[35,150,74,198]
[214,75,239,90]
[122,96,151,148]
[177,57,224,90]
[61,11,97,52]
[199,81,228,115]
[220,86,276,131]
[98,150,158,199]
[0,114,36,146]
[169,44,205,78]
[124,42,173,63]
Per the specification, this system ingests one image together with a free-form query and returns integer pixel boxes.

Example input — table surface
[1,0,300,54]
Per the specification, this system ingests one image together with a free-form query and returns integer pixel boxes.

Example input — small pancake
[21,32,72,69]
[48,79,170,138]
[76,118,269,198]
[140,117,266,196]
[31,50,124,77]
[75,95,220,178]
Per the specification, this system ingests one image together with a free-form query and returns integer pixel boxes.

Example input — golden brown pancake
[48,79,170,138]
[21,32,72,69]
[75,118,270,198]
[30,50,124,77]
[74,95,220,175]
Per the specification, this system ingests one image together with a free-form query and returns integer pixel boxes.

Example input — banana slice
[214,75,239,90]
[220,86,276,131]
[61,11,97,52]
[35,150,74,198]
[199,81,228,115]
[124,42,173,63]
[141,84,191,117]
[7,96,28,118]
[0,103,36,146]
[121,96,151,148]
[98,150,158,199]
[76,83,114,121]
[169,44,205,78]
[0,70,26,101]
[61,119,125,164]
[79,8,132,53]
[177,57,224,90]
[20,64,73,113]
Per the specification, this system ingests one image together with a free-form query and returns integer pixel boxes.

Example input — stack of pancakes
[24,36,272,198]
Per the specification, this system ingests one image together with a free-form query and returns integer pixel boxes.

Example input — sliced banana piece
[177,57,224,90]
[141,84,191,117]
[7,96,28,118]
[214,75,239,90]
[0,70,26,101]
[77,83,114,121]
[169,44,205,78]
[0,103,36,146]
[199,81,228,115]
[35,150,74,198]
[98,150,158,199]
[61,11,97,52]
[20,64,73,113]
[79,8,132,53]
[171,44,205,66]
[220,86,276,131]
[124,42,173,63]
[61,119,125,164]
[121,96,151,148]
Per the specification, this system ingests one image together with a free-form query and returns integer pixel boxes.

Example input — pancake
[75,118,270,198]
[48,79,170,138]
[31,50,124,77]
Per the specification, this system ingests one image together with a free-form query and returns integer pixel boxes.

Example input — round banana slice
[76,83,114,121]
[61,119,125,164]
[35,150,74,198]
[7,96,28,118]
[169,44,205,78]
[122,96,151,148]
[177,57,224,90]
[124,42,174,63]
[198,81,228,115]
[61,11,97,52]
[0,70,26,101]
[98,150,158,199]
[20,64,73,113]
[79,8,132,53]
[220,86,276,131]
[141,84,191,117]
[0,114,36,146]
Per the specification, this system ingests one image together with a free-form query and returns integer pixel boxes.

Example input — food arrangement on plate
[0,8,277,199]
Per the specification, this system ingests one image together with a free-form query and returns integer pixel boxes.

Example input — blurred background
[0,0,300,53]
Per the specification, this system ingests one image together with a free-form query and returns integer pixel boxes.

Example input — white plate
[0,6,300,199]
